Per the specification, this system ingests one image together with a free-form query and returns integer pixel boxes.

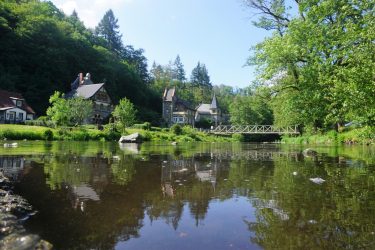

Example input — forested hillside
[0,0,160,121]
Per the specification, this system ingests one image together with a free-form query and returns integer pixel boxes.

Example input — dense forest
[0,0,163,122]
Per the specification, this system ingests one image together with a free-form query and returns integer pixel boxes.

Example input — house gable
[65,73,113,124]
[0,89,35,124]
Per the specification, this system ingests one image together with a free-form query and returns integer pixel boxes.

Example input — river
[0,141,374,249]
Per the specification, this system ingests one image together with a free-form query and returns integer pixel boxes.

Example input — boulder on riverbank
[119,133,142,143]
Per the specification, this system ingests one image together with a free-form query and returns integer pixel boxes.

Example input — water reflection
[0,142,374,249]
[0,156,27,181]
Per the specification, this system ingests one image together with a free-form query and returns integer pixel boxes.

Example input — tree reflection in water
[2,142,375,249]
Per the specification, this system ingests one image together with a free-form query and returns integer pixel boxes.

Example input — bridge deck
[210,125,299,135]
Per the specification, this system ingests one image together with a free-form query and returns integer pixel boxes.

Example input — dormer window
[16,100,23,107]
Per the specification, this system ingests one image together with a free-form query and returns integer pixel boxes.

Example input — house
[162,88,195,126]
[195,94,222,126]
[0,89,35,124]
[65,73,113,124]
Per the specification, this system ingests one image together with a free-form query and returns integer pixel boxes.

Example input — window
[173,116,184,123]
[8,112,15,121]
[18,113,24,121]
[16,100,22,107]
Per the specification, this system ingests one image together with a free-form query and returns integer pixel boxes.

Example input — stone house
[65,73,113,124]
[0,89,35,124]
[162,88,195,127]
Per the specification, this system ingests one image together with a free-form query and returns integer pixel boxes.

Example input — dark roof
[0,89,35,114]
[163,88,175,101]
[176,98,195,111]
[66,83,104,99]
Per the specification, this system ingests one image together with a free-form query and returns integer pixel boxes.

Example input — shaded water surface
[1,141,375,249]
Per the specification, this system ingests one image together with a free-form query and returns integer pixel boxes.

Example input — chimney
[79,73,83,85]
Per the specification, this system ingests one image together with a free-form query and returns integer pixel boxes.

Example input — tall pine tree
[173,55,186,82]
[190,62,211,87]
[95,9,123,55]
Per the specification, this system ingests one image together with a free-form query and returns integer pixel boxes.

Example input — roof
[196,103,212,114]
[196,95,219,114]
[211,94,218,109]
[176,98,195,111]
[163,88,175,101]
[66,83,104,99]
[0,89,35,114]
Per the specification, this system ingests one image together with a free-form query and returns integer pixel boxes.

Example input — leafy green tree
[229,93,273,125]
[123,45,149,83]
[246,0,375,131]
[46,91,93,126]
[112,98,137,132]
[46,92,70,126]
[95,9,123,55]
[69,97,93,125]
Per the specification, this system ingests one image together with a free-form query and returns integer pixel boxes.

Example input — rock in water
[309,177,325,184]
[303,148,318,157]
[119,133,142,143]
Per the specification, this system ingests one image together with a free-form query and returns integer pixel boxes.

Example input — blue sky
[51,0,272,88]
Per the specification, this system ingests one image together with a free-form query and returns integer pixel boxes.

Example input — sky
[50,0,271,88]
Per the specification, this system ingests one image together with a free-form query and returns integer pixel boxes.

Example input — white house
[0,89,35,123]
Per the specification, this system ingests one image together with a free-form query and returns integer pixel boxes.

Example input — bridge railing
[210,125,299,135]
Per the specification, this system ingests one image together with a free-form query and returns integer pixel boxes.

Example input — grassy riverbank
[0,124,235,142]
[0,124,119,141]
[282,127,375,145]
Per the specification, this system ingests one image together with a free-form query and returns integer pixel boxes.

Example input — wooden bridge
[210,125,299,135]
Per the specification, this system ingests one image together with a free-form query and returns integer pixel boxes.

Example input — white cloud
[51,0,133,28]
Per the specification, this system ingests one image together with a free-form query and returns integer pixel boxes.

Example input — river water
[0,141,375,249]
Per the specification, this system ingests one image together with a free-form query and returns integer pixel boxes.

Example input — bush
[182,125,195,135]
[0,128,44,140]
[25,119,55,128]
[195,118,213,129]
[140,131,152,141]
[142,122,151,130]
[232,133,245,142]
[171,124,182,135]
[43,129,54,140]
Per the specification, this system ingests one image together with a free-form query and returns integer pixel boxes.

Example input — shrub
[25,119,55,128]
[195,118,213,129]
[0,129,44,140]
[171,124,182,135]
[151,126,162,131]
[232,133,245,142]
[140,131,152,141]
[182,125,195,135]
[43,129,54,140]
[142,122,151,130]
